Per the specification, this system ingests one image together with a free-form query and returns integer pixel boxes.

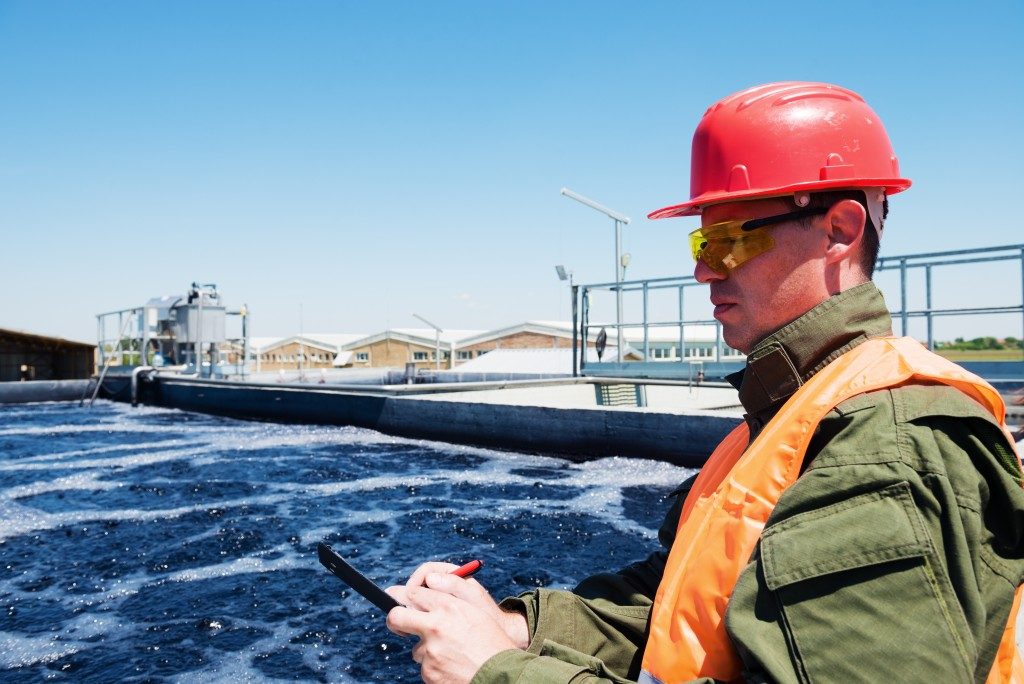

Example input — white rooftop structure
[456,347,636,374]
[341,328,486,350]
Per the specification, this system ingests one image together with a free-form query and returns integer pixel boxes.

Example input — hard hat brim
[647,178,912,220]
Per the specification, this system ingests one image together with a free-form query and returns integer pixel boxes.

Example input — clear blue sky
[2,1,1022,344]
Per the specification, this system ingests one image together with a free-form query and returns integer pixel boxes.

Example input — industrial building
[251,334,366,372]
[0,328,95,382]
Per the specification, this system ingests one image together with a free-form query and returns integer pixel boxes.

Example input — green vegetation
[934,337,1023,361]
[936,336,1022,351]
[936,349,1024,362]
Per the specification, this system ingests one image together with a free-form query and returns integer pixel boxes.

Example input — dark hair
[788,190,886,278]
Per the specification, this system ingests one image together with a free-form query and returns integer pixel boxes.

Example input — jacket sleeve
[472,476,697,684]
[724,389,1024,684]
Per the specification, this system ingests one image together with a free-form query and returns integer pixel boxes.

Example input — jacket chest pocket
[759,482,976,683]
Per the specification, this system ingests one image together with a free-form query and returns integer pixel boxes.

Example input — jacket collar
[727,282,893,427]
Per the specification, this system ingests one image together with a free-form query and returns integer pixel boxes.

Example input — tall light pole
[560,187,631,362]
[555,265,578,377]
[412,313,443,371]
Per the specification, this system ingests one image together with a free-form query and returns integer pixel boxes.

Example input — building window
[356,352,369,362]
[413,351,429,361]
[456,350,473,360]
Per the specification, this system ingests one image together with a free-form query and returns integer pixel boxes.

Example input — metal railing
[577,243,1024,378]
[95,306,250,378]
[579,274,734,376]
[875,244,1024,349]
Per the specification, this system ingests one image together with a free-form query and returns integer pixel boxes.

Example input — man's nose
[694,258,725,284]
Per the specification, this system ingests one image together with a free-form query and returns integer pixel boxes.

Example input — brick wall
[349,339,448,369]
[257,341,336,372]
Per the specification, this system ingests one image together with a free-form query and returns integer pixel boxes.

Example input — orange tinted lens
[688,221,775,274]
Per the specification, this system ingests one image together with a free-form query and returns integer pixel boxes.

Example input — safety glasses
[689,207,828,274]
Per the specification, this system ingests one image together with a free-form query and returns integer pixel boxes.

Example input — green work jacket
[473,282,1024,684]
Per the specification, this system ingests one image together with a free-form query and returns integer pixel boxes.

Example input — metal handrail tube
[877,243,1024,264]
[877,254,1023,270]
[585,278,699,291]
[575,242,1023,377]
[896,306,1022,317]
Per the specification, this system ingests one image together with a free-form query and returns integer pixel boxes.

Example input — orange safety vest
[640,336,1023,684]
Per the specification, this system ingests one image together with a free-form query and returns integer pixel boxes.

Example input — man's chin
[720,325,754,355]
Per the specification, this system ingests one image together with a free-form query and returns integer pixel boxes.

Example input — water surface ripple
[0,401,693,682]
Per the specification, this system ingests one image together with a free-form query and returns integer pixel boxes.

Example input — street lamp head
[620,253,632,269]
[559,187,631,224]
[411,313,443,332]
[555,265,569,281]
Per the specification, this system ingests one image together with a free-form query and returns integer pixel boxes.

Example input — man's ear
[823,199,866,266]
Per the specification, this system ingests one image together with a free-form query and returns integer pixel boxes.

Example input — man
[387,82,1024,683]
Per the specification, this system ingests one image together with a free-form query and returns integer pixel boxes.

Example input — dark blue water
[0,401,693,682]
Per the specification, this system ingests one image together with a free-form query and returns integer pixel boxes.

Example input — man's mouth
[710,295,737,318]
[713,303,736,317]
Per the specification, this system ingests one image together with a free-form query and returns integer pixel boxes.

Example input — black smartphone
[317,542,401,613]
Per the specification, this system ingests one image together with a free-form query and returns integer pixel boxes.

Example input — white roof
[456,321,575,347]
[249,334,366,353]
[301,333,367,347]
[342,328,486,349]
[456,347,629,374]
[332,350,354,367]
[455,321,721,347]
[389,328,485,343]
[250,323,720,355]
[248,336,285,352]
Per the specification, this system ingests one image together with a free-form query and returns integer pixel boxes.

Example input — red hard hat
[648,82,911,219]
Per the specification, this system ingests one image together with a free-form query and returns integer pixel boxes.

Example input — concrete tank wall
[0,380,91,404]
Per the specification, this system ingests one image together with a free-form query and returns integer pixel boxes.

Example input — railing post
[580,287,590,374]
[642,281,650,360]
[96,316,103,370]
[715,321,723,363]
[678,285,685,363]
[925,264,933,350]
[571,284,579,377]
[900,258,909,336]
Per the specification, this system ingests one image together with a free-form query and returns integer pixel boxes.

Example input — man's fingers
[406,561,459,588]
[403,584,457,612]
[385,585,410,606]
[423,572,493,606]
[386,605,431,638]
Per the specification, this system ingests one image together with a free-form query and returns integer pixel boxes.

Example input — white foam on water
[0,422,215,438]
[0,443,211,473]
[178,616,372,684]
[0,497,227,543]
[299,526,340,546]
[1,470,121,499]
[172,646,270,684]
[61,610,124,641]
[165,544,304,584]
[0,630,80,668]
[0,443,687,545]
[5,440,192,465]
[0,401,699,680]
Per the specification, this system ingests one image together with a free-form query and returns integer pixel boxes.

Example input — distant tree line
[935,337,1023,351]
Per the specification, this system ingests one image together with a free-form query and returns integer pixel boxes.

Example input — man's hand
[386,579,518,684]
[402,563,530,648]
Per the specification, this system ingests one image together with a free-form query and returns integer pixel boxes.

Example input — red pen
[451,559,483,578]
